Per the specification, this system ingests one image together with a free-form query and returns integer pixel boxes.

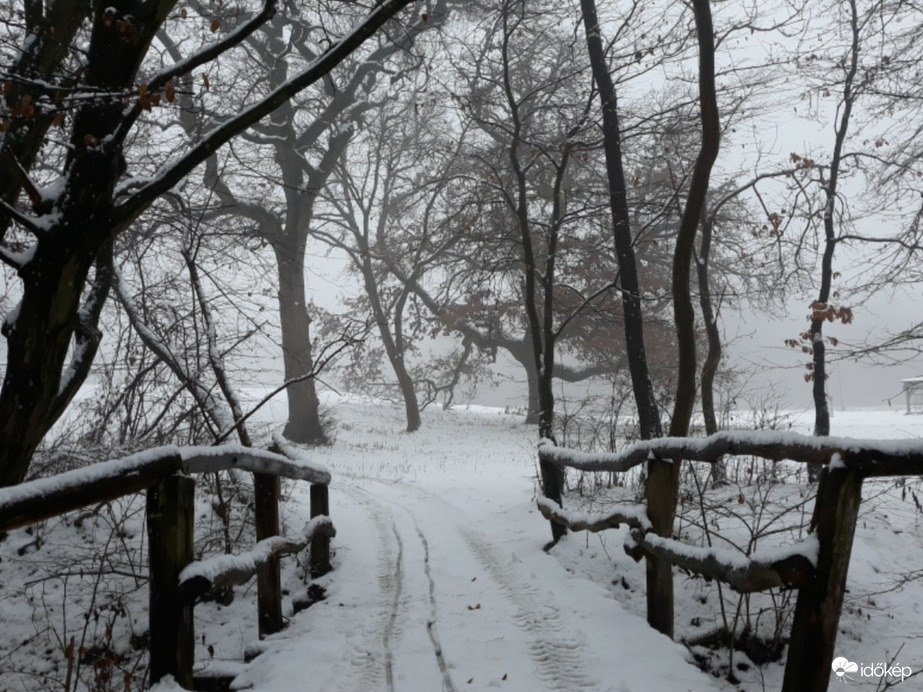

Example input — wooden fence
[537,430,923,692]
[0,441,334,691]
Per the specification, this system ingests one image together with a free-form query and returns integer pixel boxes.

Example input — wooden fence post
[310,483,331,576]
[539,458,567,544]
[147,473,195,689]
[254,472,283,637]
[645,456,681,639]
[782,463,864,692]
[537,441,567,544]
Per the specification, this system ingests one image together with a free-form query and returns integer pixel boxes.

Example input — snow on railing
[0,444,330,533]
[179,517,336,598]
[538,430,923,477]
[0,440,335,690]
[536,430,923,692]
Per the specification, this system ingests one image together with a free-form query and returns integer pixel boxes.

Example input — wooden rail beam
[0,454,180,532]
[0,445,331,533]
[538,432,923,476]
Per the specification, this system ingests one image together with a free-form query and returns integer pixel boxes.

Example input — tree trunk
[696,219,725,485]
[497,4,565,542]
[669,0,719,439]
[581,0,718,639]
[274,240,327,445]
[0,0,175,487]
[524,356,541,425]
[579,0,661,443]
[581,0,670,634]
[0,247,93,486]
[696,217,721,438]
[396,366,422,433]
[809,0,859,483]
[657,0,720,641]
[361,254,421,432]
[810,318,831,484]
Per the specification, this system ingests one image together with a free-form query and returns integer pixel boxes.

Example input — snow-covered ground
[2,398,922,691]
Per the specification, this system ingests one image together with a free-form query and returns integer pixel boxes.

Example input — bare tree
[312,88,462,431]
[581,0,719,637]
[0,0,417,486]
[159,1,448,443]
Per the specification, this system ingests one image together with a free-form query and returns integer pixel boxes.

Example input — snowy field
[2,397,922,691]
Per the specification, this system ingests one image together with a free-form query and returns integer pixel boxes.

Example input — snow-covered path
[340,479,598,691]
[226,400,724,692]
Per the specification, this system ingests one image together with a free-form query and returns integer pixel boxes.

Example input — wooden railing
[537,431,923,692]
[0,441,334,690]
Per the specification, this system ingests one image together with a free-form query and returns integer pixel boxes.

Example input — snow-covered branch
[0,198,43,236]
[0,243,28,270]
[148,1,277,95]
[111,1,280,152]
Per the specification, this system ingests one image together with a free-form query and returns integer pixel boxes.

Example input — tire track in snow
[411,520,457,692]
[353,480,458,691]
[334,488,404,692]
[371,480,599,691]
[458,527,599,691]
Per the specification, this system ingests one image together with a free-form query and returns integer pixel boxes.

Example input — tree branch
[0,198,44,236]
[113,0,416,229]
[115,0,280,144]
[213,331,363,444]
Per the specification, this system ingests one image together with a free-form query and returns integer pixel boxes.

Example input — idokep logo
[831,656,913,683]
[831,657,858,680]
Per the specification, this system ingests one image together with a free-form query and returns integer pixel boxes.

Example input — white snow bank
[751,533,820,566]
[148,676,186,692]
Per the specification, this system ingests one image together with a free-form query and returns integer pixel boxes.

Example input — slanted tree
[775,1,923,421]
